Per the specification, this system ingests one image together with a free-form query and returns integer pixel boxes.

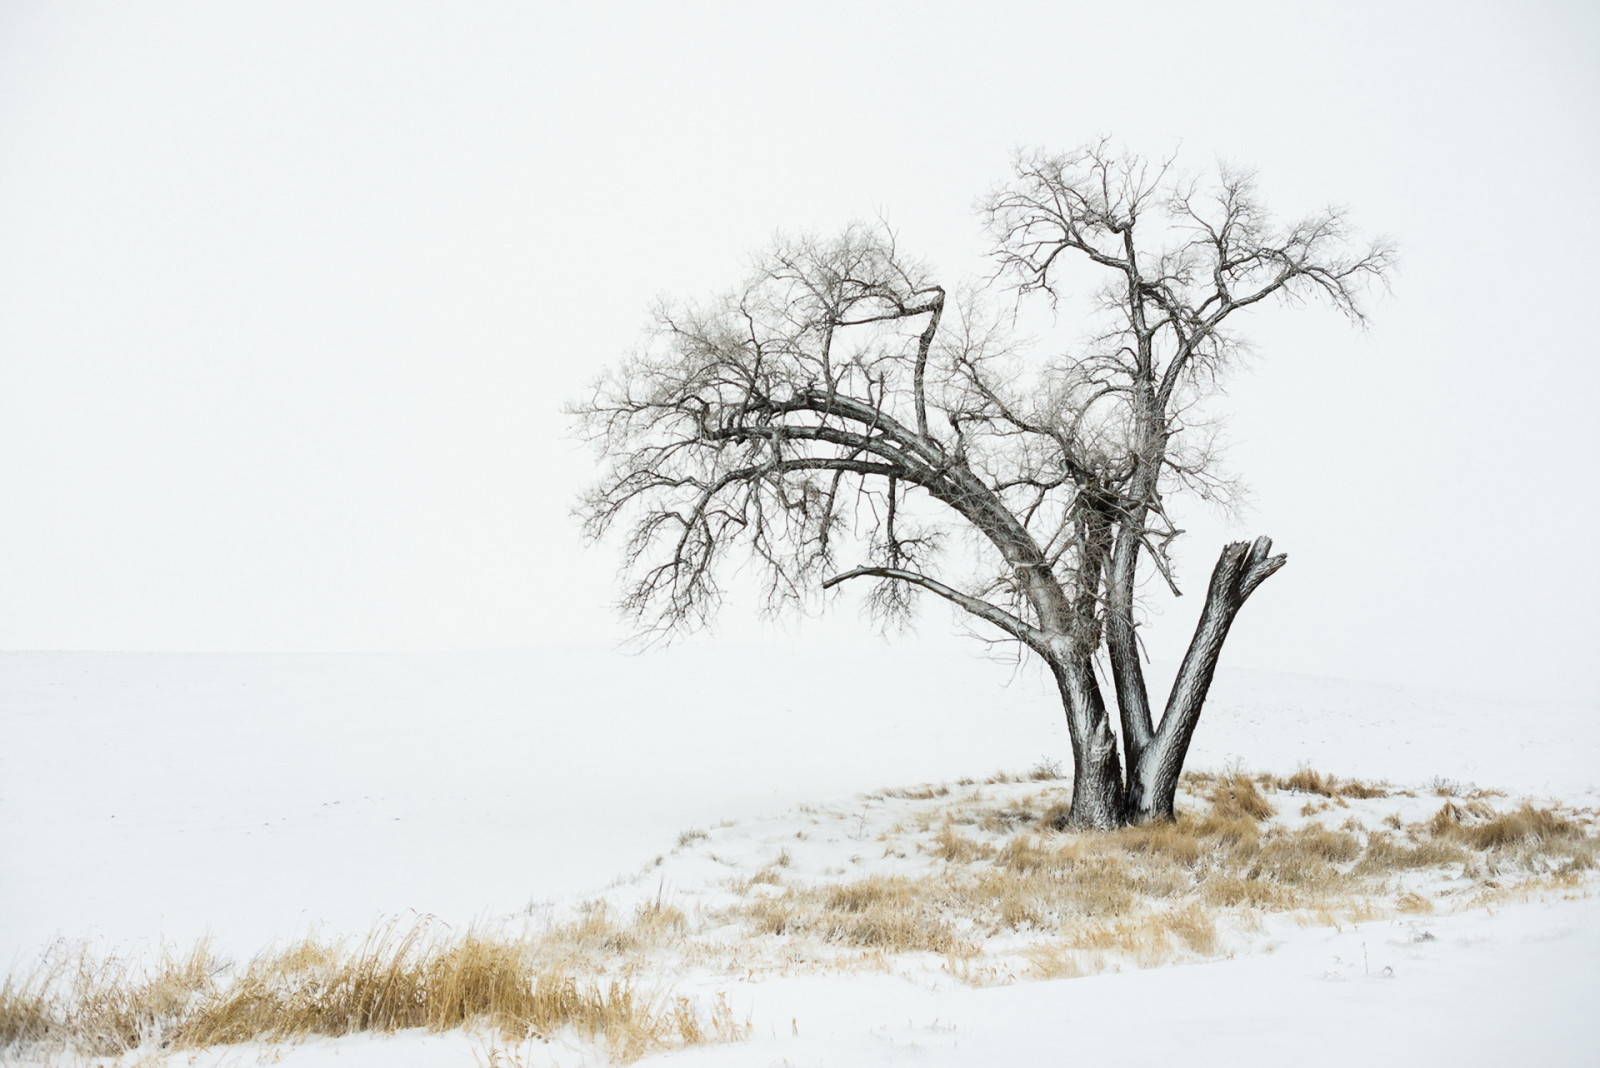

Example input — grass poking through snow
[1,918,744,1064]
[4,766,1596,1063]
[715,769,1597,984]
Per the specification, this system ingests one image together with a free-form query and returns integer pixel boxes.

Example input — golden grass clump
[1114,821,1207,868]
[631,900,689,942]
[1,920,745,1065]
[979,852,1143,921]
[1395,891,1435,913]
[241,931,715,1055]
[0,940,220,1057]
[1353,832,1468,874]
[0,973,53,1049]
[932,819,997,863]
[729,867,785,894]
[1434,803,1584,850]
[1200,874,1295,910]
[1273,768,1391,799]
[1206,772,1275,822]
[975,805,1038,835]
[536,899,687,963]
[1426,799,1497,834]
[1421,801,1596,875]
[1038,800,1076,830]
[743,876,960,953]
[1021,903,1221,979]
[1282,824,1363,864]
[173,928,557,1045]
[1246,844,1342,892]
[1051,857,1141,917]
[994,833,1076,875]
[1279,767,1337,796]
[816,876,958,953]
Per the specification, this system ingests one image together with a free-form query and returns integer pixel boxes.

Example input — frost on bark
[575,142,1392,827]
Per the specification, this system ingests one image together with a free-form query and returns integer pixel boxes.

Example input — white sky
[1,1,1596,704]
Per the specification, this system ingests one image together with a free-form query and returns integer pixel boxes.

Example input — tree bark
[1051,656,1126,829]
[1128,536,1287,823]
[1105,523,1154,802]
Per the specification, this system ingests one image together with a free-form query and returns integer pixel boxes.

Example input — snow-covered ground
[3,646,1598,1065]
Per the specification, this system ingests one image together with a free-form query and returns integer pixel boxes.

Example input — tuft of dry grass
[0,972,52,1050]
[744,874,963,954]
[1427,799,1497,833]
[1279,767,1338,796]
[1206,772,1275,822]
[931,819,997,864]
[975,806,1036,835]
[0,939,221,1057]
[978,759,1064,786]
[1,919,744,1064]
[1433,802,1584,850]
[1395,891,1435,913]
[1272,768,1391,799]
[1027,759,1066,782]
[1354,832,1467,874]
[1020,902,1222,979]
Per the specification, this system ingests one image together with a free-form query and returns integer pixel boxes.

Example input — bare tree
[574,142,1394,829]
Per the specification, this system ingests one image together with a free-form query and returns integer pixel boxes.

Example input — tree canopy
[575,142,1393,827]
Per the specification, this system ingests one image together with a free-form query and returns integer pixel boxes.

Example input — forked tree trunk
[1126,536,1287,823]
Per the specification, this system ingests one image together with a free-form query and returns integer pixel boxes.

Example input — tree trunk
[1105,528,1154,773]
[1128,536,1287,823]
[1051,656,1126,829]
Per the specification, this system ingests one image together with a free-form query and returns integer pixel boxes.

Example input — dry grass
[1432,801,1585,851]
[1205,772,1275,821]
[931,819,997,864]
[976,759,1065,786]
[536,899,690,963]
[875,783,951,801]
[736,806,1316,968]
[1353,832,1468,873]
[1022,902,1223,979]
[723,768,1597,982]
[0,974,51,1050]
[1,918,744,1064]
[1269,768,1392,799]
[0,940,219,1055]
[8,766,1595,1062]
[743,874,964,955]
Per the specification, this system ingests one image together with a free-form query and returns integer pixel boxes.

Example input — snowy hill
[2,647,1596,1065]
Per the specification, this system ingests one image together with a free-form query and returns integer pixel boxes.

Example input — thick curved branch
[822,565,1047,652]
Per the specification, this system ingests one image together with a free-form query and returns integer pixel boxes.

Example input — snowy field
[4,645,1598,1065]
[6,3,1598,1065]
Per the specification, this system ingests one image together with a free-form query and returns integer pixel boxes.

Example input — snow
[693,898,1600,1066]
[122,892,1600,1068]
[3,645,1597,1065]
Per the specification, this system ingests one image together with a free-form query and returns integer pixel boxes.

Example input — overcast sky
[1,1,1596,704]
